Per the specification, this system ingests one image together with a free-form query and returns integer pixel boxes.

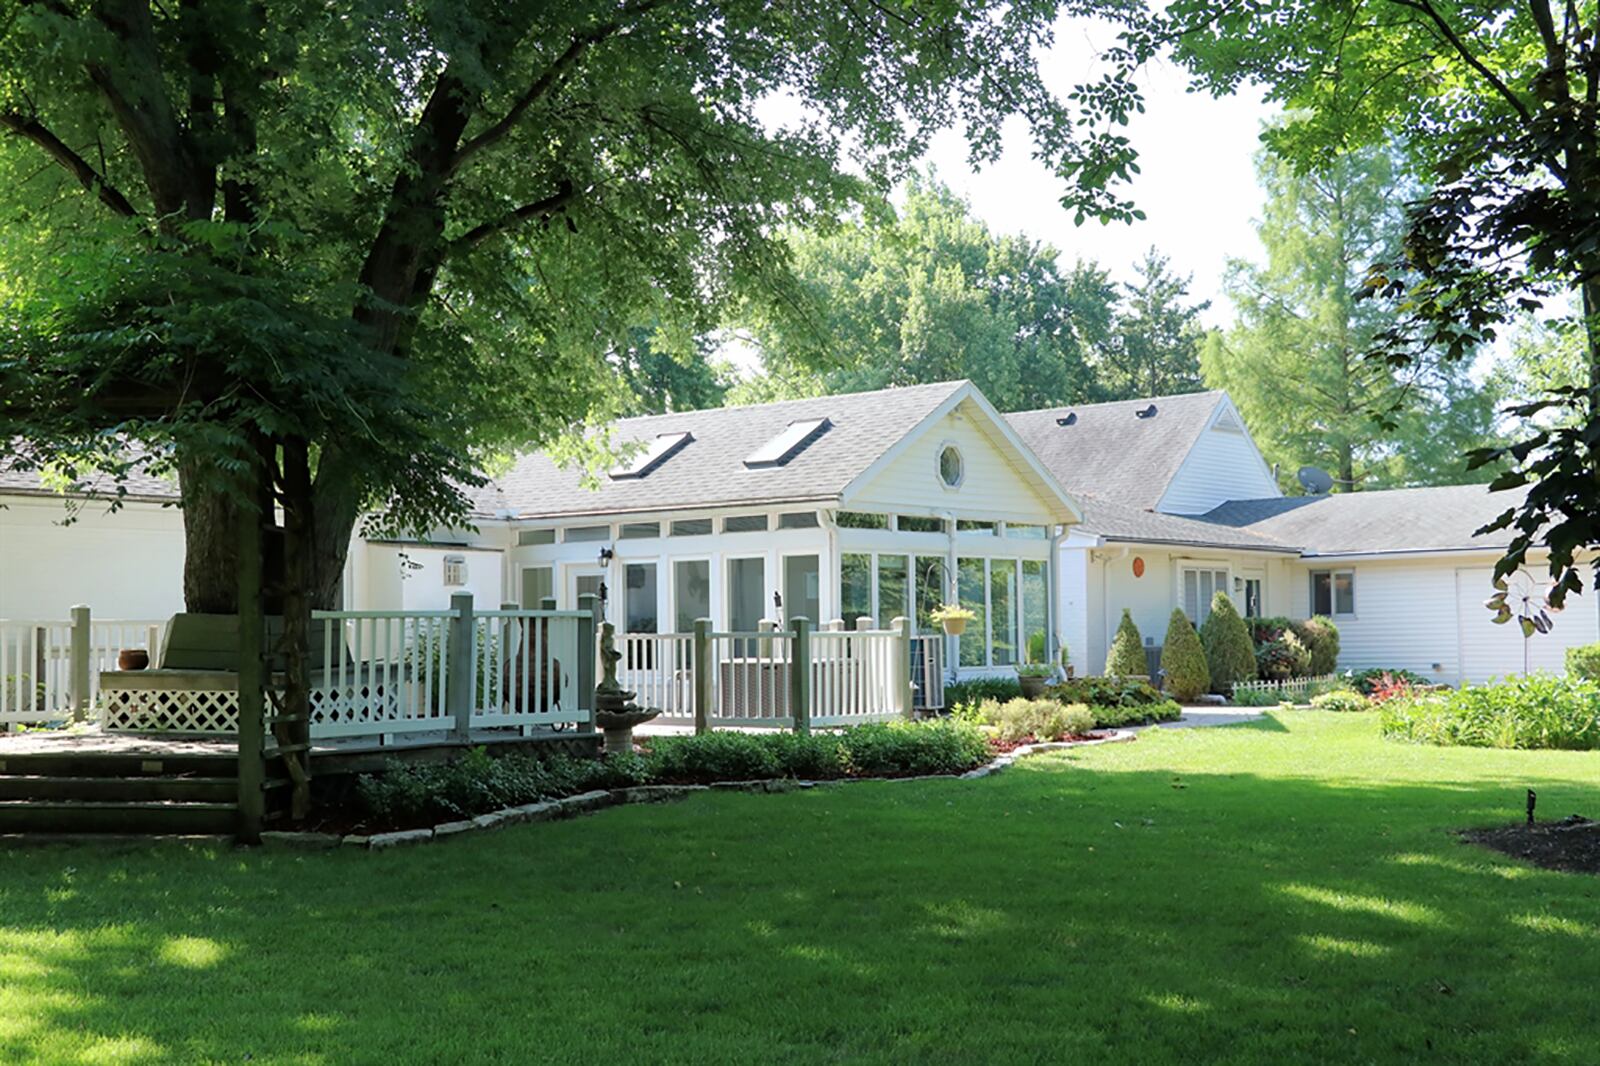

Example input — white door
[1455,568,1598,684]
[565,568,607,624]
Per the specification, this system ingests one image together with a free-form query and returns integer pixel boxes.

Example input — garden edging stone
[254,729,1137,851]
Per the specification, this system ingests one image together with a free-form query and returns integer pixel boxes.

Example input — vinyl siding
[1289,559,1460,683]
[848,403,1062,524]
[1157,407,1280,516]
[0,496,186,620]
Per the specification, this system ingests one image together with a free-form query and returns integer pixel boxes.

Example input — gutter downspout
[943,511,958,684]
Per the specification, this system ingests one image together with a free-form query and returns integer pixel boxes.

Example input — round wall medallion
[1132,556,1145,578]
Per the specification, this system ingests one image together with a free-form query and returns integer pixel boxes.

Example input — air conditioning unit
[443,554,468,587]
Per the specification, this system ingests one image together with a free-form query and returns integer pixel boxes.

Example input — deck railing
[0,614,166,724]
[471,609,589,732]
[617,617,920,730]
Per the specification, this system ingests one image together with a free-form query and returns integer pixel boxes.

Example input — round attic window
[938,444,964,488]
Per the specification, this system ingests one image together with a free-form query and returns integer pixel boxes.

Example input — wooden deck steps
[0,749,243,834]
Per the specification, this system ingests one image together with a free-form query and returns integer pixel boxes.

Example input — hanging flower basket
[930,604,976,637]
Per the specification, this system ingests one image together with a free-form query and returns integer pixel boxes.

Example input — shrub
[1230,686,1287,708]
[1294,617,1341,676]
[1566,642,1600,680]
[767,732,853,779]
[838,719,991,776]
[1309,689,1369,713]
[1046,674,1168,708]
[1160,609,1210,701]
[1200,593,1256,693]
[1088,700,1183,727]
[1347,667,1431,696]
[354,749,635,825]
[1107,609,1149,677]
[1380,673,1600,750]
[1365,672,1422,704]
[944,676,1022,715]
[1255,631,1311,680]
[645,731,784,783]
[981,698,1095,742]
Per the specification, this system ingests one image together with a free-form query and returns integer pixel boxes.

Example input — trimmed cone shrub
[1200,592,1256,694]
[1293,616,1341,675]
[1108,609,1148,677]
[1160,608,1211,701]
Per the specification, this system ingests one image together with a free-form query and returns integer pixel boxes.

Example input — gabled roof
[478,380,1081,521]
[1005,390,1226,510]
[1201,484,1525,556]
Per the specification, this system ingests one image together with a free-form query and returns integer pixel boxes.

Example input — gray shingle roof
[0,454,178,502]
[477,380,970,519]
[1005,390,1225,509]
[1074,497,1301,553]
[1200,484,1525,556]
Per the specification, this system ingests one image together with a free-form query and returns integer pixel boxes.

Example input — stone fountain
[592,622,661,755]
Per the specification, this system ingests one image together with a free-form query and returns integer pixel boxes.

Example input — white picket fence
[0,616,166,724]
[617,618,916,729]
[1230,673,1341,704]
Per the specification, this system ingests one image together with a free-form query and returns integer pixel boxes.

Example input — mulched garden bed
[1462,816,1600,875]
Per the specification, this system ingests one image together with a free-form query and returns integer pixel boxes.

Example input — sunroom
[487,381,1082,706]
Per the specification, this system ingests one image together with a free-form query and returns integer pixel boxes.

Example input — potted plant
[930,604,976,636]
[1016,662,1052,698]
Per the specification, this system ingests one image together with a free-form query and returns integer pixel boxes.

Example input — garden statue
[592,622,660,755]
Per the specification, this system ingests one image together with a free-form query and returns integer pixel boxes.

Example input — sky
[916,18,1276,330]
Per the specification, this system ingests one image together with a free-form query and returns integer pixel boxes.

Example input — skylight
[610,432,693,479]
[744,418,832,468]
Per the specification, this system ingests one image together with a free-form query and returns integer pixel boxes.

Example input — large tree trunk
[179,449,242,613]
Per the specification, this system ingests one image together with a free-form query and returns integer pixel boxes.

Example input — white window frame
[1178,563,1232,626]
[778,549,823,626]
[1310,568,1357,619]
[936,441,965,490]
[725,554,769,633]
[619,556,662,637]
[668,555,714,634]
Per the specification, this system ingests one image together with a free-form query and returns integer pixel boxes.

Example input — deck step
[0,751,238,779]
[0,776,237,803]
[0,800,236,835]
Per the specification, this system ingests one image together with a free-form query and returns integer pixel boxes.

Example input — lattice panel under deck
[103,685,240,734]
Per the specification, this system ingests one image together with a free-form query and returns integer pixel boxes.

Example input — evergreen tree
[1107,609,1149,678]
[1160,609,1211,702]
[1199,593,1256,695]
[1201,145,1505,491]
[1097,249,1209,400]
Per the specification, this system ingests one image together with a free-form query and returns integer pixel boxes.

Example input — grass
[4,711,1600,1063]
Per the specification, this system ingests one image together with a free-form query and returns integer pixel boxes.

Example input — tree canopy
[1094,248,1209,401]
[0,0,1117,608]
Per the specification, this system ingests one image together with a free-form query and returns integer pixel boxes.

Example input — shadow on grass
[0,741,1596,1062]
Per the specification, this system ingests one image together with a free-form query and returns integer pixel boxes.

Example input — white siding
[1454,566,1599,684]
[354,543,505,612]
[1157,404,1280,515]
[0,496,186,620]
[1290,558,1460,682]
[848,402,1062,524]
[1060,543,1297,674]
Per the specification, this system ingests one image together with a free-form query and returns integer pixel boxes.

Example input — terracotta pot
[118,648,150,671]
[941,618,967,636]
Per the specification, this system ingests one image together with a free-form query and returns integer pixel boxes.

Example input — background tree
[1118,0,1600,615]
[1096,249,1209,400]
[733,174,1108,410]
[614,327,731,416]
[0,1,1117,610]
[1201,145,1505,491]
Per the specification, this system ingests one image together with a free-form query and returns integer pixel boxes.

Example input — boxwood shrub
[1566,642,1600,681]
[1380,673,1600,750]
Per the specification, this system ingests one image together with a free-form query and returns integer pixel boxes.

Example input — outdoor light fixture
[598,546,614,566]
[773,591,783,611]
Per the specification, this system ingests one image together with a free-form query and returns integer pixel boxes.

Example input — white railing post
[693,618,711,735]
[446,592,475,741]
[893,616,914,720]
[577,595,598,732]
[789,617,811,735]
[69,605,91,723]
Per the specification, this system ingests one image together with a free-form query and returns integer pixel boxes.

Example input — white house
[4,380,1592,690]
[1007,390,1597,685]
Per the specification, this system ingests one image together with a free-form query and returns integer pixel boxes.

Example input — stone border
[259,729,1136,852]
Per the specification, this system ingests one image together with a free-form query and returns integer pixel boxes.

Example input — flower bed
[1380,673,1600,750]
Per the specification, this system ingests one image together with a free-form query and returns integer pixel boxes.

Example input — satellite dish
[1297,466,1334,495]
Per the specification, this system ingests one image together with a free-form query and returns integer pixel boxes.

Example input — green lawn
[5,712,1600,1064]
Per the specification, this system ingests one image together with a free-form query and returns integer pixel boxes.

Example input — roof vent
[1135,404,1158,419]
[610,431,693,479]
[1056,412,1077,426]
[745,417,832,468]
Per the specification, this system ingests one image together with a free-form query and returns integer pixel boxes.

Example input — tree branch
[0,111,139,217]
[448,0,667,176]
[443,179,579,257]
[1386,0,1535,125]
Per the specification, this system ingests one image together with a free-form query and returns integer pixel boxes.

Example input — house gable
[1156,395,1281,515]
[842,388,1080,525]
